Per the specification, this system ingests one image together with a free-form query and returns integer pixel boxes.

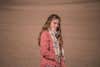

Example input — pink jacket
[40,30,65,67]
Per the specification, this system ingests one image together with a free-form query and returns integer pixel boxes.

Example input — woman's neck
[49,28,56,32]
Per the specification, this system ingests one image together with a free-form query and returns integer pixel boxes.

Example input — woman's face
[50,19,59,31]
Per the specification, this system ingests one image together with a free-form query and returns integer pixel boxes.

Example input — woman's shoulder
[41,30,50,39]
[41,30,49,35]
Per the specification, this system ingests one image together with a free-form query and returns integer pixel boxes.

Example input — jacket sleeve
[40,31,55,61]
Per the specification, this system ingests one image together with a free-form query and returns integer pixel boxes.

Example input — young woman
[38,14,65,67]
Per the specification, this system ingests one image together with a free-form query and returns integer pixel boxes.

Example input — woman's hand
[55,55,61,63]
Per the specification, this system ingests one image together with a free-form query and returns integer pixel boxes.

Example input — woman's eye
[54,22,58,24]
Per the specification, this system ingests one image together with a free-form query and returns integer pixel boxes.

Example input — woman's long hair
[38,14,63,48]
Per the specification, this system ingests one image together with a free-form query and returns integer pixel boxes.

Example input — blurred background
[0,0,100,67]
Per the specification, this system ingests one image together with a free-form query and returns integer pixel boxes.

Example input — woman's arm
[40,31,55,61]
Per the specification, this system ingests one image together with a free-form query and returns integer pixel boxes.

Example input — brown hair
[38,14,63,48]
